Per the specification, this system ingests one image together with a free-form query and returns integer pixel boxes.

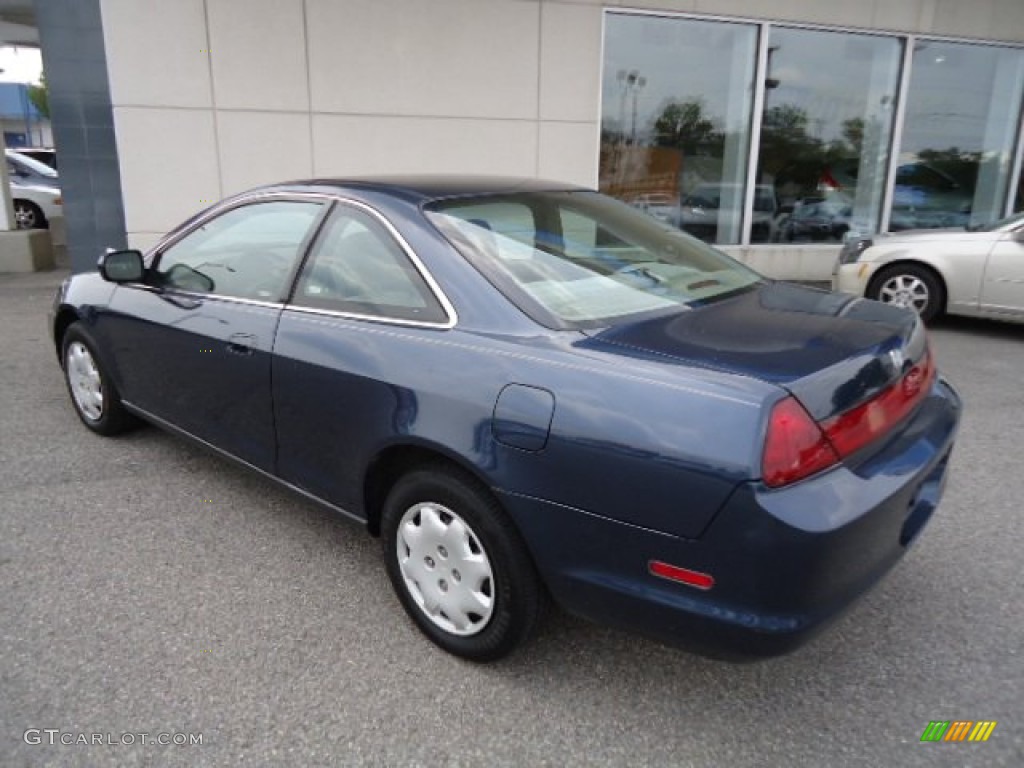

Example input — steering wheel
[615,263,667,285]
[243,250,289,300]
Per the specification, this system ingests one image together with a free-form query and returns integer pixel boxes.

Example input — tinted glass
[155,200,322,300]
[893,42,1024,230]
[427,191,762,329]
[757,27,902,243]
[600,14,758,244]
[292,205,448,324]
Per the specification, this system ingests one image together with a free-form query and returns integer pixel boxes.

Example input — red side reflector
[649,560,715,590]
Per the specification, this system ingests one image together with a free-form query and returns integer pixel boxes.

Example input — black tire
[61,323,134,436]
[868,263,945,323]
[381,465,545,662]
[13,199,46,230]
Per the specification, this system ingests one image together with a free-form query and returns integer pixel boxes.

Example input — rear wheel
[381,465,545,661]
[869,264,945,322]
[62,323,134,435]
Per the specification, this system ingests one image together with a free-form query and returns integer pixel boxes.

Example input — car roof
[253,175,589,204]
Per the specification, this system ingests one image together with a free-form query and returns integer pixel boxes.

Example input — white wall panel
[100,0,212,108]
[113,107,220,235]
[932,0,996,40]
[207,0,310,111]
[306,0,540,119]
[312,115,537,177]
[539,2,603,122]
[217,111,313,195]
[538,121,599,186]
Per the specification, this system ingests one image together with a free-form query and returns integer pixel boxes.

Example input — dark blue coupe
[51,177,961,661]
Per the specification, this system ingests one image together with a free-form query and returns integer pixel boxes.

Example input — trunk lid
[581,282,927,420]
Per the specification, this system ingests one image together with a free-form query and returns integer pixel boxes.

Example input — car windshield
[9,152,58,179]
[425,190,763,329]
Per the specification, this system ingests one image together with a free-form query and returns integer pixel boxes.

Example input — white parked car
[6,148,63,230]
[833,213,1024,324]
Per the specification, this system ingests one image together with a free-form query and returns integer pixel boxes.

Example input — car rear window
[425,190,762,329]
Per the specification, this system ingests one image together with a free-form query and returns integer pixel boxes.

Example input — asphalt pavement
[1,268,1022,767]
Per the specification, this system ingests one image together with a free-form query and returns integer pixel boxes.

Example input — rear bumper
[499,376,961,660]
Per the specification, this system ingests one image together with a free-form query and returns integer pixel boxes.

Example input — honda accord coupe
[51,177,961,661]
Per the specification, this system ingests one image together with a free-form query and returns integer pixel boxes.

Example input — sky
[0,46,43,84]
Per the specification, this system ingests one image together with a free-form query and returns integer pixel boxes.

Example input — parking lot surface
[1,268,1022,767]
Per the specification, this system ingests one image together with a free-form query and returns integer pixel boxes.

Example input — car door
[979,227,1024,315]
[102,197,327,471]
[272,201,454,511]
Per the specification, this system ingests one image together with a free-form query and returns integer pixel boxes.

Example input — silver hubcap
[66,341,104,421]
[879,274,929,314]
[14,204,35,229]
[396,502,494,636]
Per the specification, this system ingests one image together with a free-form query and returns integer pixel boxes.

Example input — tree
[652,99,722,156]
[841,118,864,155]
[28,72,49,119]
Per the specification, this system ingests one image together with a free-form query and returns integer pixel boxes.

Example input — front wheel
[62,323,134,435]
[13,199,46,230]
[869,264,945,322]
[381,466,545,661]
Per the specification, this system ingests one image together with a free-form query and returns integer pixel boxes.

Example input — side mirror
[98,249,145,283]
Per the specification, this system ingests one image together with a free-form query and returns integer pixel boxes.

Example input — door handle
[226,333,257,356]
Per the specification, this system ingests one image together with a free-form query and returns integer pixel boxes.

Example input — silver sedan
[833,212,1024,323]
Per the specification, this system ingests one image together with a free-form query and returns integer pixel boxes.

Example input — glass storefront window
[893,42,1024,230]
[600,15,758,245]
[756,27,903,243]
[600,11,1024,245]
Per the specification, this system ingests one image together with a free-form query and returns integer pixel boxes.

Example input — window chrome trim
[283,303,454,330]
[607,8,1024,49]
[880,35,915,234]
[742,22,770,246]
[144,190,458,330]
[145,191,338,261]
[289,195,458,330]
[1008,98,1024,218]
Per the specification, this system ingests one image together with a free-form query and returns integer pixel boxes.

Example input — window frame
[287,199,454,328]
[141,191,457,328]
[145,192,333,307]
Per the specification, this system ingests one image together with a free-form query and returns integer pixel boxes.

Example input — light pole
[617,69,646,146]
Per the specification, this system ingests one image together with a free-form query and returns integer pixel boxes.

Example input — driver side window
[155,200,323,300]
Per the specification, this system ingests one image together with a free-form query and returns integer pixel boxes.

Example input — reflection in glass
[600,15,758,245]
[894,42,1024,230]
[756,27,902,243]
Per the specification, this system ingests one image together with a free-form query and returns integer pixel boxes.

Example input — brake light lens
[762,396,839,487]
[822,350,935,458]
[763,350,935,488]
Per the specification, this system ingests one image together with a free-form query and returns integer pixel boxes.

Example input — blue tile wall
[36,0,127,272]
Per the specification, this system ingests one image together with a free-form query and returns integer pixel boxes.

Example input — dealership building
[6,0,1024,278]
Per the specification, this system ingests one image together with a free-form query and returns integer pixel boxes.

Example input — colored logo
[920,721,997,742]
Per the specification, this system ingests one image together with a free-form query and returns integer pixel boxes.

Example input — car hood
[868,229,995,246]
[580,282,926,420]
[10,180,61,195]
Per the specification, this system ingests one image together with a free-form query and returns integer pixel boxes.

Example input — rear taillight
[762,396,839,487]
[763,350,935,488]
